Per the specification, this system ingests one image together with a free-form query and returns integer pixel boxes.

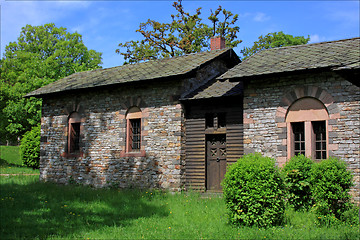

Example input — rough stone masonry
[243,71,360,203]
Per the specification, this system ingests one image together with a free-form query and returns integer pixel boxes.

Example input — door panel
[206,134,226,191]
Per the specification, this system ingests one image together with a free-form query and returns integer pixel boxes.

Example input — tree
[116,0,241,64]
[1,23,102,143]
[241,31,310,59]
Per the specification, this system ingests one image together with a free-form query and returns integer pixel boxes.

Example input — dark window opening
[292,122,305,156]
[70,122,80,153]
[206,113,226,129]
[206,113,214,128]
[313,121,326,160]
[218,113,226,128]
[129,118,141,151]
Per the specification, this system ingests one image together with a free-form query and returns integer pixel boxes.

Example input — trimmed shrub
[222,153,285,228]
[20,124,41,169]
[282,155,314,211]
[310,157,354,225]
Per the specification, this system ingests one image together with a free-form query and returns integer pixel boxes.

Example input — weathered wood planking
[184,97,244,191]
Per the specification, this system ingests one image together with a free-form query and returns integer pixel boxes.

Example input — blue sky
[1,0,359,68]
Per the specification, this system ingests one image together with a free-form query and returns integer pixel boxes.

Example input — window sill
[205,127,226,134]
[61,152,83,158]
[120,150,146,157]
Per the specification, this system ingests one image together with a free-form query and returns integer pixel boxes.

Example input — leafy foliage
[241,31,310,59]
[222,153,285,227]
[20,124,41,169]
[310,157,354,225]
[116,0,241,64]
[340,205,360,226]
[207,5,240,48]
[1,23,102,143]
[282,155,314,211]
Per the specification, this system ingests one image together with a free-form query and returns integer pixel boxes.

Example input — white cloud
[309,34,321,43]
[71,25,85,34]
[238,12,251,18]
[253,12,271,22]
[238,11,271,22]
[309,34,332,44]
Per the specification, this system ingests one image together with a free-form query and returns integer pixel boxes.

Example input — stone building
[26,40,241,191]
[219,37,359,202]
[27,37,359,201]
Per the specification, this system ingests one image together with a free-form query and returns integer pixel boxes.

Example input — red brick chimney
[210,36,226,50]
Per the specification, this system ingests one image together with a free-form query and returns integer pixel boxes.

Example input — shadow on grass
[0,158,39,174]
[0,157,20,167]
[0,178,169,239]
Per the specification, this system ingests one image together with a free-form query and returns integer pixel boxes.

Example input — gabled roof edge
[25,48,239,98]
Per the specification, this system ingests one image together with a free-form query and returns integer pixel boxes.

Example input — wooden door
[206,134,226,191]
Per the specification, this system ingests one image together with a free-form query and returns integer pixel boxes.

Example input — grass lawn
[0,145,39,174]
[0,145,358,239]
[0,175,359,239]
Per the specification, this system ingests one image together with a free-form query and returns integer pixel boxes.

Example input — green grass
[0,145,358,239]
[1,175,359,240]
[0,145,39,174]
[0,146,22,165]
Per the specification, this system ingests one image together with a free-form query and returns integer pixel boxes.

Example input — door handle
[216,157,220,162]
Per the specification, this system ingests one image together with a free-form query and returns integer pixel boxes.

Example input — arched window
[286,97,329,160]
[68,112,81,153]
[126,107,142,152]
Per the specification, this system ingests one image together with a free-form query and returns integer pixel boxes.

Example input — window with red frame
[126,107,142,153]
[129,118,141,151]
[286,98,328,160]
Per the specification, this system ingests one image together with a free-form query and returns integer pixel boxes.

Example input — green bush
[282,155,314,211]
[310,157,354,225]
[222,153,285,228]
[20,124,41,169]
[340,205,360,226]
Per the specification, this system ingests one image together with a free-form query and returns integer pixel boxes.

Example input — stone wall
[243,71,360,203]
[40,79,185,191]
[39,59,229,191]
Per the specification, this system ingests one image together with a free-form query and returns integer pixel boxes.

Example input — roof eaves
[26,48,236,98]
[222,66,336,83]
[25,71,193,98]
[219,37,360,81]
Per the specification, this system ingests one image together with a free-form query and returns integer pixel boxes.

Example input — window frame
[286,98,329,160]
[63,111,83,158]
[121,106,146,157]
[289,120,327,160]
[291,122,305,156]
[127,118,141,152]
[312,121,327,160]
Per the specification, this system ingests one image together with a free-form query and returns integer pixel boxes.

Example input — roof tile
[27,48,233,97]
[219,37,360,80]
[181,79,243,100]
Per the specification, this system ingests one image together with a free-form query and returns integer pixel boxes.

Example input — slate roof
[219,37,360,80]
[26,48,237,97]
[181,79,243,100]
